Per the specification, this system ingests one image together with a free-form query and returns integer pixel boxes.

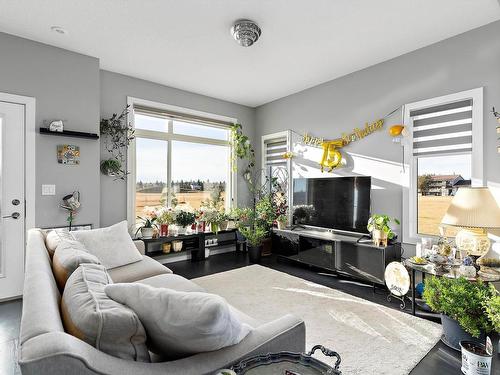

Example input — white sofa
[19,229,306,375]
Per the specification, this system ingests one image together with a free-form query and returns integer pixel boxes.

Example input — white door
[0,101,25,300]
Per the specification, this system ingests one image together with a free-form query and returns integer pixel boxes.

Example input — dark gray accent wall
[100,70,255,227]
[255,20,500,246]
[0,32,100,228]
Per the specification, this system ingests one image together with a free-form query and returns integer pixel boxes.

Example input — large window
[129,99,235,223]
[403,88,483,242]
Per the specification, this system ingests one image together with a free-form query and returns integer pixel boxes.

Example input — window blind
[263,137,288,166]
[410,99,472,156]
[134,105,234,128]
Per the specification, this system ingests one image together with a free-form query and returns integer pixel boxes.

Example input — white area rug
[193,265,442,375]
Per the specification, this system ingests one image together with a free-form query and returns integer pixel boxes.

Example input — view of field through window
[417,154,471,236]
[134,115,230,220]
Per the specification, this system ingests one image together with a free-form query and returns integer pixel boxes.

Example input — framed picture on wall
[57,144,80,165]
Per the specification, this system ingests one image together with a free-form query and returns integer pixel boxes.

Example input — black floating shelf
[39,127,99,139]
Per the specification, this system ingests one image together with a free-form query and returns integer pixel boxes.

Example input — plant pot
[162,242,171,254]
[372,229,388,247]
[140,227,154,239]
[441,314,485,351]
[248,245,262,263]
[460,340,493,375]
[177,225,187,235]
[261,237,272,256]
[219,221,229,231]
[159,224,169,237]
[210,222,219,234]
[172,240,183,252]
[277,220,287,230]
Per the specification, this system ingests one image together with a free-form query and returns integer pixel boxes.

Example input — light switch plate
[42,184,56,196]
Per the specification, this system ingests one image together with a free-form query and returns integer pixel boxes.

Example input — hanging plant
[230,123,255,172]
[100,106,134,180]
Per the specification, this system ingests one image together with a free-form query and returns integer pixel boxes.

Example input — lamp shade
[441,187,500,228]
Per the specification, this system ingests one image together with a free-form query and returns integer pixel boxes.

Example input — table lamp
[441,187,500,261]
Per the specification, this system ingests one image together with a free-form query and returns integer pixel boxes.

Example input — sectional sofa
[19,229,306,375]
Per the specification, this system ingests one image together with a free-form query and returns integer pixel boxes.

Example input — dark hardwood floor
[1,251,497,374]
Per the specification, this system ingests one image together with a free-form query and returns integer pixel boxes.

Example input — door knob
[2,212,20,219]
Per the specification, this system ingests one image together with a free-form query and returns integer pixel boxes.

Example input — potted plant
[100,158,122,177]
[238,224,267,263]
[366,214,400,246]
[175,210,196,235]
[276,214,288,230]
[135,214,157,239]
[422,276,498,351]
[155,207,175,236]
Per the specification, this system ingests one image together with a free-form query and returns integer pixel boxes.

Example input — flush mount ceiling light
[50,26,68,35]
[230,19,261,47]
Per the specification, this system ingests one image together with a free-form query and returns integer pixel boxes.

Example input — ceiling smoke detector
[231,19,261,47]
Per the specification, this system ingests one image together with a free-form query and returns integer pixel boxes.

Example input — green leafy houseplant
[423,276,497,337]
[100,159,122,176]
[367,214,400,239]
[484,291,500,333]
[135,215,157,237]
[175,211,196,227]
[238,224,267,248]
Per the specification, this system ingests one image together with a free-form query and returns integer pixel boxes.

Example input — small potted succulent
[366,214,400,246]
[174,210,196,235]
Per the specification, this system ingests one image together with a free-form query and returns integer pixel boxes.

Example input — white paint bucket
[460,341,493,375]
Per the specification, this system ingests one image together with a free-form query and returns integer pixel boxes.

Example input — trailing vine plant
[100,105,135,180]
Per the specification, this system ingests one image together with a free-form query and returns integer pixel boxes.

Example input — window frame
[402,88,484,244]
[126,97,237,227]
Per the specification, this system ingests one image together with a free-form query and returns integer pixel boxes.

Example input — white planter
[176,225,187,235]
[140,227,154,239]
[460,340,493,375]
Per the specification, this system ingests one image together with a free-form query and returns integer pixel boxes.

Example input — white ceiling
[0,1,499,107]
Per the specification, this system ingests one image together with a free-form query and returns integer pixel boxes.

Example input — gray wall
[255,20,500,248]
[100,70,256,227]
[0,32,100,228]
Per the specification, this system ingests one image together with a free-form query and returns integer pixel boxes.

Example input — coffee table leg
[411,268,416,316]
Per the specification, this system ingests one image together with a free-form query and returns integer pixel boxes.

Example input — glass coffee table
[228,345,342,375]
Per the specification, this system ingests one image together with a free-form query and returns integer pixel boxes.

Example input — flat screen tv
[292,176,371,234]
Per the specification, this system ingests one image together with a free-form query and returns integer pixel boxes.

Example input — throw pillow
[62,263,150,362]
[52,240,100,290]
[72,221,142,269]
[45,228,75,257]
[105,283,252,359]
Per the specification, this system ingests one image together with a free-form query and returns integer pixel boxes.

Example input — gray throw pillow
[62,263,150,362]
[105,283,252,359]
[45,228,75,257]
[52,239,100,290]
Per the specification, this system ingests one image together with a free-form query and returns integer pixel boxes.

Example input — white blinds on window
[263,137,288,167]
[411,99,473,156]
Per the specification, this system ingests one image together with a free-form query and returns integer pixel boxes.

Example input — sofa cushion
[72,221,142,269]
[62,263,150,362]
[45,228,75,257]
[137,273,205,292]
[52,240,100,290]
[108,256,172,283]
[105,283,252,360]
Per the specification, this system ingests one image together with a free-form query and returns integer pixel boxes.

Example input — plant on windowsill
[366,214,400,247]
[135,211,158,239]
[422,276,499,351]
[174,210,196,235]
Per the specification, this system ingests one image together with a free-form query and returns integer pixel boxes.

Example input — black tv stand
[272,227,400,285]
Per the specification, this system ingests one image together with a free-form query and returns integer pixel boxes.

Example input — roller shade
[134,105,234,128]
[264,137,287,166]
[411,99,472,156]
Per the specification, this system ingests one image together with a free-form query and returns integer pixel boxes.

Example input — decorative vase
[197,221,206,233]
[440,314,484,351]
[248,245,262,263]
[140,227,154,239]
[210,222,219,234]
[159,224,169,237]
[372,229,388,247]
[162,242,171,254]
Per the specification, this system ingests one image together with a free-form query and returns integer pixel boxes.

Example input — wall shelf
[39,127,99,139]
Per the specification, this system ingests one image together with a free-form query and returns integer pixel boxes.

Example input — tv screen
[292,176,371,234]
